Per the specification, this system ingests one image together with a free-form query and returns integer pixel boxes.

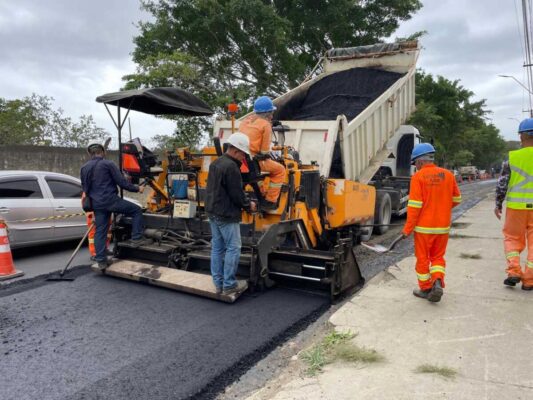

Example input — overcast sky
[0,0,528,145]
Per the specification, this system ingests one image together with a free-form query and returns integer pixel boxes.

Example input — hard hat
[253,96,276,113]
[87,138,111,153]
[87,142,105,153]
[227,132,251,155]
[411,143,436,162]
[518,118,533,135]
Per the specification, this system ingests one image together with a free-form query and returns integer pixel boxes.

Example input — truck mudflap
[91,261,247,303]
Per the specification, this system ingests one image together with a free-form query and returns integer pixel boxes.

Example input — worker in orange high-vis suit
[82,193,112,261]
[402,143,461,302]
[239,96,285,211]
[494,118,533,290]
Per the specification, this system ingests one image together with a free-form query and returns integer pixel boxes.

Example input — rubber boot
[413,288,430,299]
[504,276,521,287]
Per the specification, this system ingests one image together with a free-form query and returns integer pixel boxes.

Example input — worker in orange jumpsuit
[402,143,461,302]
[494,118,533,290]
[239,96,285,210]
[82,192,112,261]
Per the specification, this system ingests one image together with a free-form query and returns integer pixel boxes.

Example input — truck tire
[374,192,392,235]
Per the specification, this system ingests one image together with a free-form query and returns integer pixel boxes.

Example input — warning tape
[11,212,87,223]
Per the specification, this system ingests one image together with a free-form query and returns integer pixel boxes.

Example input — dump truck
[92,41,420,302]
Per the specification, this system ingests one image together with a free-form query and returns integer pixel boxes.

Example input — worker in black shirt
[205,133,257,295]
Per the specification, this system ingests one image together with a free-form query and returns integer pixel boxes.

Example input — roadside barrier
[0,219,24,281]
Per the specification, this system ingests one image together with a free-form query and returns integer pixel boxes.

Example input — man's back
[239,115,271,155]
[409,164,459,231]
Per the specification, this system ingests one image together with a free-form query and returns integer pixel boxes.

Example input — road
[0,180,496,400]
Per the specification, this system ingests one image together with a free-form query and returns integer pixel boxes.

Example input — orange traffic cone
[0,220,24,281]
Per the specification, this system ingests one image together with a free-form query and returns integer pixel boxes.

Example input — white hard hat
[227,132,251,155]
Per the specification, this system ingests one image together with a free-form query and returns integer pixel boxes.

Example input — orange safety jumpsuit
[82,193,112,257]
[239,114,285,203]
[402,164,462,290]
[502,147,533,287]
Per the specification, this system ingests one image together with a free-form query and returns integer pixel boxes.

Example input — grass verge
[301,330,384,376]
[415,364,457,379]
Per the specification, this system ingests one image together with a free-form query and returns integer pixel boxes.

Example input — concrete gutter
[247,197,533,399]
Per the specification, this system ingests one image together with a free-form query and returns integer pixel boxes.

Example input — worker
[205,133,257,295]
[402,143,462,302]
[239,96,285,210]
[80,142,148,270]
[494,118,533,290]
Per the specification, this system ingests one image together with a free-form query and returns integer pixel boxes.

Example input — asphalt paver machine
[94,41,419,303]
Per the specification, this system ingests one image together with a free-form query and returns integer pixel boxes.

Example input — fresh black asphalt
[0,272,327,400]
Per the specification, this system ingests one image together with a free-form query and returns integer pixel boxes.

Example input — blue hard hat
[518,118,533,134]
[411,143,436,162]
[253,96,276,113]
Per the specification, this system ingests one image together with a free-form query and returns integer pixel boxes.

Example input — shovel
[360,234,405,254]
[46,222,94,281]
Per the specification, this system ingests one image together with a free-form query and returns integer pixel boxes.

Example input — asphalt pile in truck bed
[275,67,404,121]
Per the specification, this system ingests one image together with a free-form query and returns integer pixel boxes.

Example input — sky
[0,0,529,145]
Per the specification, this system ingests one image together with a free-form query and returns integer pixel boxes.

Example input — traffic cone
[0,220,24,281]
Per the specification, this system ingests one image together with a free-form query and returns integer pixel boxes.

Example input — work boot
[427,279,444,303]
[261,201,278,211]
[413,288,430,299]
[522,284,533,291]
[97,261,109,271]
[214,284,223,295]
[504,276,521,287]
[223,281,247,296]
[128,237,153,248]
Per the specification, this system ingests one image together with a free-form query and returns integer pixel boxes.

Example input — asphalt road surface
[0,179,495,400]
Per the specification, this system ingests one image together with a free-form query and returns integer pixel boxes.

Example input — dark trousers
[94,198,143,262]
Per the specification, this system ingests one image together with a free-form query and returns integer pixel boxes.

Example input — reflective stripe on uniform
[414,226,450,234]
[408,200,423,208]
[88,239,94,244]
[506,251,520,259]
[507,150,533,209]
[452,196,462,203]
[417,273,431,281]
[269,182,284,188]
[430,265,446,275]
[528,261,533,269]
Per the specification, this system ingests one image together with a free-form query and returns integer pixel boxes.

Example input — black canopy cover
[96,87,213,116]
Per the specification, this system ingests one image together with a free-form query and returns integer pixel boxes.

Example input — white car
[0,171,140,249]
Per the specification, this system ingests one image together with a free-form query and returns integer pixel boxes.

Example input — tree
[409,71,506,169]
[124,0,422,145]
[0,94,108,147]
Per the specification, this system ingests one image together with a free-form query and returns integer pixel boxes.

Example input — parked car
[0,171,140,249]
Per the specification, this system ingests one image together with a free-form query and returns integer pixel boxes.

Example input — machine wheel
[374,192,392,235]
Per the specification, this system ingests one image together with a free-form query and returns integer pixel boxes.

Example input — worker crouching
[402,143,461,302]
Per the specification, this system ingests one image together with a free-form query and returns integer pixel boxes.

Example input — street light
[498,74,533,94]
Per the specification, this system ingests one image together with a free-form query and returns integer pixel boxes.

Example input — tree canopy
[409,71,507,170]
[0,94,108,147]
[124,0,422,146]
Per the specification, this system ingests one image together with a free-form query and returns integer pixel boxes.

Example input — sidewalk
[248,197,533,400]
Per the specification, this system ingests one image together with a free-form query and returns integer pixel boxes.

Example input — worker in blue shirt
[80,142,149,270]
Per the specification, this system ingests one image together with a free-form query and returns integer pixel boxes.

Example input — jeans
[209,219,241,290]
[94,198,143,263]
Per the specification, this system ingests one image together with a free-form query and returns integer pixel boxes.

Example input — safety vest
[507,147,533,210]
